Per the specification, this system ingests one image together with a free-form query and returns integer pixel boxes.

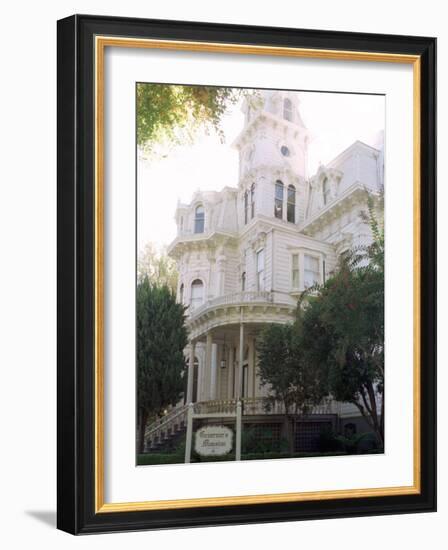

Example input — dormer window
[244,191,249,224]
[322,177,330,206]
[287,184,296,223]
[275,180,284,219]
[194,205,205,233]
[283,98,293,122]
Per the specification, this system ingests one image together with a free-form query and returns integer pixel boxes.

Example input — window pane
[291,254,299,288]
[287,185,295,202]
[283,98,293,121]
[304,255,320,288]
[275,181,284,200]
[304,255,319,271]
[275,200,283,219]
[287,202,295,223]
[194,205,205,234]
[190,280,204,309]
[292,269,299,288]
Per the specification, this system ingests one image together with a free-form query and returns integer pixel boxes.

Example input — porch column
[237,322,244,400]
[210,343,218,400]
[186,341,196,404]
[204,332,213,401]
[227,345,235,399]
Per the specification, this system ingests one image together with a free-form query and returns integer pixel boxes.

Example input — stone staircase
[144,404,189,452]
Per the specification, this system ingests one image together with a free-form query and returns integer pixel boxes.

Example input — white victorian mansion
[145,90,384,453]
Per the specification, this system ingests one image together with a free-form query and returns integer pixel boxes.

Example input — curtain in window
[304,255,320,288]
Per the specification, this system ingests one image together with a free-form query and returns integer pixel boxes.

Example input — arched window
[241,271,246,291]
[179,283,184,304]
[275,180,284,219]
[250,183,256,218]
[244,190,249,224]
[283,98,293,122]
[180,216,184,232]
[322,177,330,206]
[287,184,296,223]
[190,279,204,310]
[194,205,205,234]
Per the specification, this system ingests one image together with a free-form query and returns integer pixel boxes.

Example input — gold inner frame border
[94,35,421,513]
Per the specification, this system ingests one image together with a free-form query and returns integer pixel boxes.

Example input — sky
[137,89,385,253]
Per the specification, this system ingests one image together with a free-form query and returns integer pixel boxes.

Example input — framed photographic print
[57,14,436,534]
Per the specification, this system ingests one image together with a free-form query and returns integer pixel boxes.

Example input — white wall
[0,1,445,549]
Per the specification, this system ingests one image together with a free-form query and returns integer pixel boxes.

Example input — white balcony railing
[189,290,297,319]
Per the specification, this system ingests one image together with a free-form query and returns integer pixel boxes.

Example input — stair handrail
[145,404,189,440]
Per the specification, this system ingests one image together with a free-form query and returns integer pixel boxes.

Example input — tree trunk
[365,382,384,447]
[137,410,149,455]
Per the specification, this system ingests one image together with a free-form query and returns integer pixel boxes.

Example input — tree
[137,242,179,294]
[137,278,188,453]
[298,195,384,445]
[137,83,243,153]
[257,323,328,452]
[257,193,385,449]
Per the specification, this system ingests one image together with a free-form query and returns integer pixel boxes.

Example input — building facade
[145,90,384,453]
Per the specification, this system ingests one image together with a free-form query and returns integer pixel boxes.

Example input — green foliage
[136,278,188,451]
[137,242,179,293]
[298,196,385,443]
[318,428,381,454]
[241,426,289,454]
[257,323,328,415]
[256,194,385,445]
[137,83,243,153]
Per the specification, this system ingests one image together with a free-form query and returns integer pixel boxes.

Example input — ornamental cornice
[301,184,371,235]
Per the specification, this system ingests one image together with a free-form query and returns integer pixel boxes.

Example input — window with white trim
[256,249,265,291]
[291,254,299,289]
[250,183,255,219]
[194,205,205,233]
[274,180,284,219]
[322,177,330,206]
[283,98,293,122]
[190,279,204,310]
[287,184,296,223]
[304,254,320,288]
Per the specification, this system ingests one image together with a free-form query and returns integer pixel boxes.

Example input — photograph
[136,84,386,466]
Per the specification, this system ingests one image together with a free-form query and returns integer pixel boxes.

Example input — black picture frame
[57,14,436,534]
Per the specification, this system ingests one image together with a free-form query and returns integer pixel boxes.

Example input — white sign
[194,425,233,456]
